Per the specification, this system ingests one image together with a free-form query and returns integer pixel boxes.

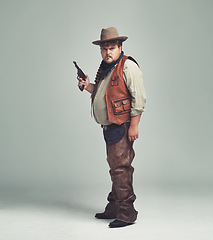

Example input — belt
[101,124,113,131]
[101,123,126,131]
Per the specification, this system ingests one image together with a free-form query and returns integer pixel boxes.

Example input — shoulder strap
[127,56,140,67]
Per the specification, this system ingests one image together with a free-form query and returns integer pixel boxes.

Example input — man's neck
[100,51,124,79]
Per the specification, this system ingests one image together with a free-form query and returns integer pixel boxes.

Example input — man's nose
[106,49,111,54]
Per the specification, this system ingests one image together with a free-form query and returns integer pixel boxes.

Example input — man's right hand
[77,75,93,93]
[78,74,89,89]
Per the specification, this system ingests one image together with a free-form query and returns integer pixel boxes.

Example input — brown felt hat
[92,27,128,45]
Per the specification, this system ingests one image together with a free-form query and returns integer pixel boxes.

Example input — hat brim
[92,36,128,45]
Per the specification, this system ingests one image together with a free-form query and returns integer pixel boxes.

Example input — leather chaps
[103,123,138,223]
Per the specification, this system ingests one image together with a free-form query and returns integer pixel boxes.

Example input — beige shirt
[92,59,146,125]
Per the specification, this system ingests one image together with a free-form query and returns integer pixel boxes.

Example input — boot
[109,219,134,228]
[95,212,114,219]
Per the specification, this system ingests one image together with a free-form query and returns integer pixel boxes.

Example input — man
[77,27,146,228]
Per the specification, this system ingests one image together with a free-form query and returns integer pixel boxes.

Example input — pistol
[73,61,86,91]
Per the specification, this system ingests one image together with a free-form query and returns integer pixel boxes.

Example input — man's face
[100,44,122,64]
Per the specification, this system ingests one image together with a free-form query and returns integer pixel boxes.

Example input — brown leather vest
[105,55,138,125]
[92,55,138,125]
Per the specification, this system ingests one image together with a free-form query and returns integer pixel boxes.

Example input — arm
[78,75,94,94]
[128,114,142,142]
[123,59,147,142]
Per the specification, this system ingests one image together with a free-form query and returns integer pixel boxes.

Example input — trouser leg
[104,123,138,223]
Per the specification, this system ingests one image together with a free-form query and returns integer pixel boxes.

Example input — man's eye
[110,48,114,50]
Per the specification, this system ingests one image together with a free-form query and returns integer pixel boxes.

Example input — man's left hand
[128,125,139,142]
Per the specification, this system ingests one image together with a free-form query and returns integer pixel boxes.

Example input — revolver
[73,61,86,91]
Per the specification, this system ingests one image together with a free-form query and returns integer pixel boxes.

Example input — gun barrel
[73,61,79,70]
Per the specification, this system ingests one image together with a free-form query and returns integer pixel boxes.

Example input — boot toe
[95,213,114,219]
[109,219,134,228]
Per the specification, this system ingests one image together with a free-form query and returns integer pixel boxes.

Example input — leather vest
[105,55,138,125]
[91,55,139,125]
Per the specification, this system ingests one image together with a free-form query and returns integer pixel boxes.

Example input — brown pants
[103,123,138,223]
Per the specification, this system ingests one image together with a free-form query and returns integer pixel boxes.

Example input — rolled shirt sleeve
[123,59,147,116]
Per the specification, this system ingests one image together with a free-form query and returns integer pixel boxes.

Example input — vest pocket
[123,99,131,111]
[112,98,131,115]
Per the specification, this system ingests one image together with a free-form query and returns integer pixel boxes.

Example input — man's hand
[78,75,93,93]
[128,125,139,142]
[128,114,142,142]
[78,74,89,89]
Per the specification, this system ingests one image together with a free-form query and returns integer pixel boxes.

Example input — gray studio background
[1,0,212,191]
[1,1,213,237]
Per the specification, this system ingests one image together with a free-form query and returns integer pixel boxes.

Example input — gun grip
[79,85,84,91]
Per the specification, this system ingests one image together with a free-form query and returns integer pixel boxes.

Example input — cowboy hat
[92,27,128,45]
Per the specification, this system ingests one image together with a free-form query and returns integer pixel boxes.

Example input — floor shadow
[0,188,99,217]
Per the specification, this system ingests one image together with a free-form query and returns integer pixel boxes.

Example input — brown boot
[95,212,114,219]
